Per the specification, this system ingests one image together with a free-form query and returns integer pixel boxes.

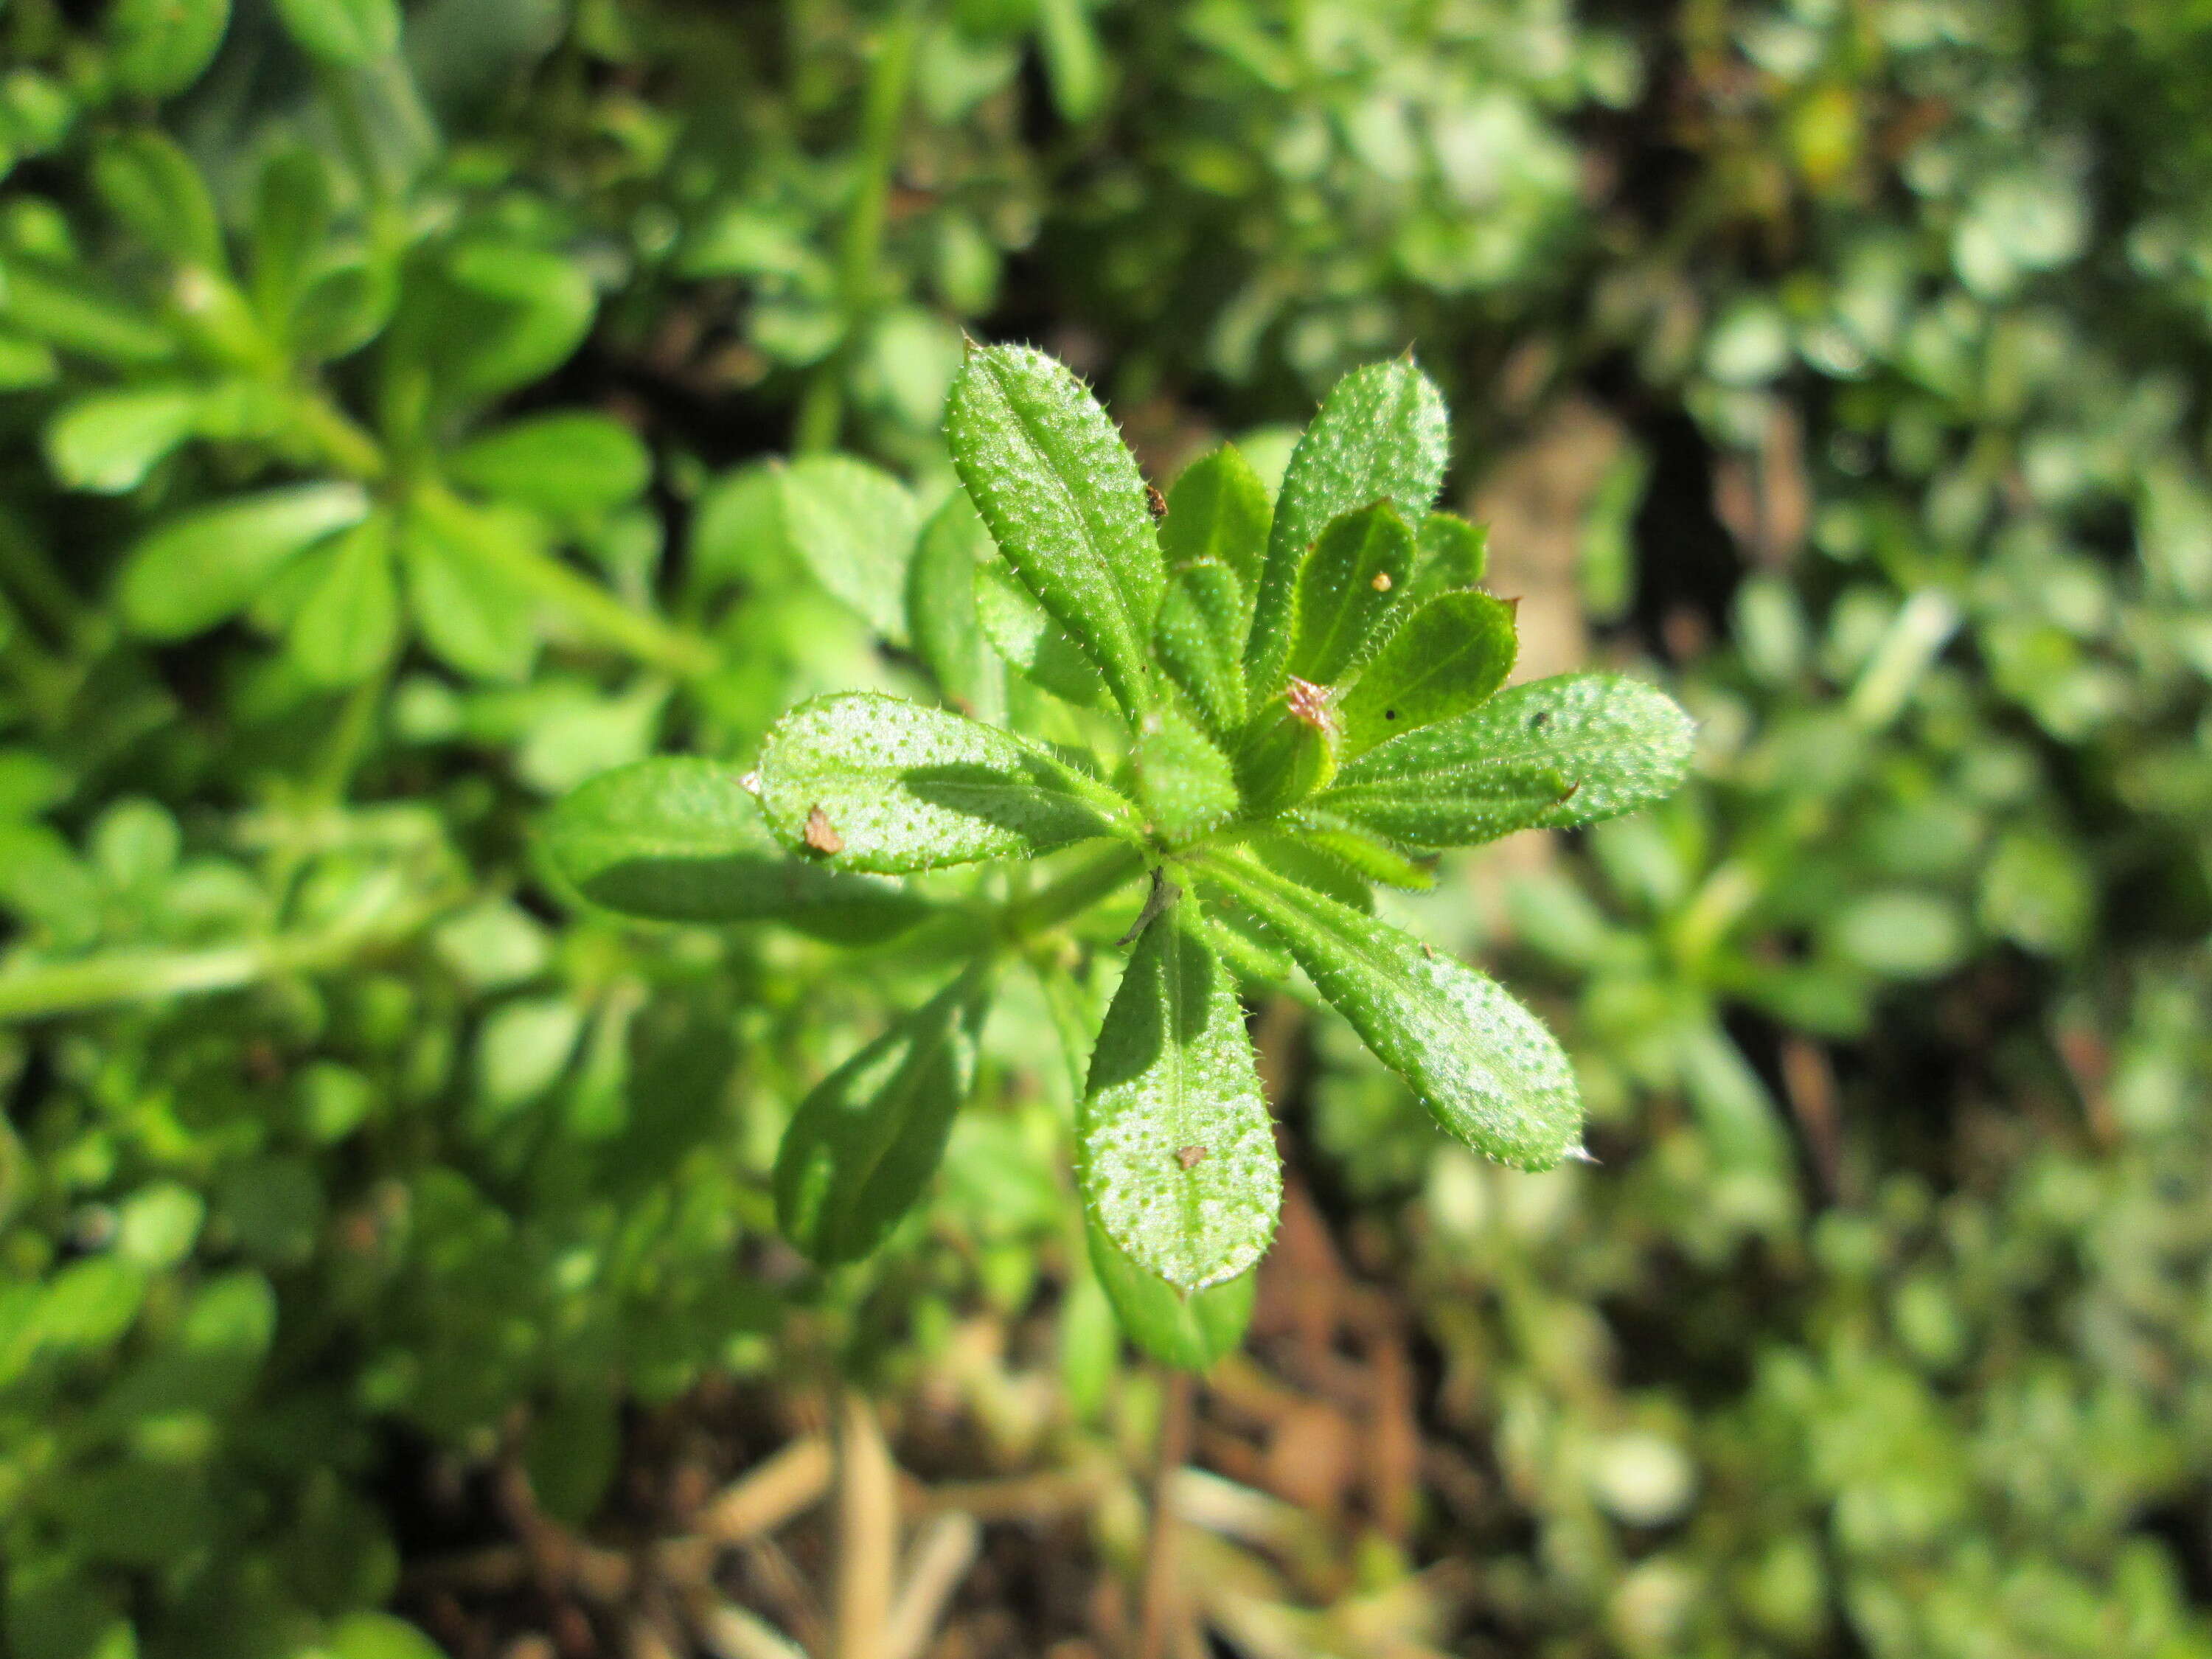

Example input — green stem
[1001,844,1148,943]
[414,487,720,679]
[793,2,922,455]
[291,392,388,483]
[0,906,434,1024]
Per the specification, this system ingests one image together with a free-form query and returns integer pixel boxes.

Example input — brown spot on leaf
[1175,1145,1208,1171]
[1371,570,1393,591]
[1145,483,1169,521]
[802,807,845,856]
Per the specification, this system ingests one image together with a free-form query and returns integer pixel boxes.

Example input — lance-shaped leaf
[288,513,398,687]
[1406,511,1488,605]
[907,492,1008,724]
[1162,444,1270,605]
[1193,849,1582,1169]
[1081,905,1279,1290]
[1130,706,1238,843]
[779,455,920,646]
[1154,559,1248,740]
[1336,589,1517,759]
[120,483,369,638]
[1246,360,1447,699]
[775,971,990,1266]
[543,757,930,942]
[975,563,1109,708]
[1287,501,1416,687]
[1085,1217,1256,1371]
[1287,816,1436,891]
[755,692,1141,873]
[946,344,1164,722]
[1317,674,1696,849]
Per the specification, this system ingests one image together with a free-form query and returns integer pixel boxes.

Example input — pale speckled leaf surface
[1130,706,1239,843]
[1080,906,1279,1290]
[1319,674,1695,849]
[543,757,929,941]
[774,970,989,1266]
[755,692,1140,873]
[1085,1217,1256,1370]
[1336,589,1517,759]
[945,345,1163,722]
[1246,361,1447,699]
[1193,849,1583,1169]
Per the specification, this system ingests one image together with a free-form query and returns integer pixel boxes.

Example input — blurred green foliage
[1,1,2209,1657]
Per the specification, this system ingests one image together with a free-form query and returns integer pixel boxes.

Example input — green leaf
[273,0,400,64]
[775,970,990,1266]
[906,492,1008,723]
[324,1613,448,1659]
[1246,359,1447,699]
[288,514,399,686]
[0,259,177,365]
[1162,444,1269,603]
[108,0,232,98]
[945,344,1164,722]
[544,757,930,942]
[1318,674,1697,849]
[1233,681,1340,817]
[1080,904,1279,1290]
[975,562,1108,707]
[1085,1218,1255,1371]
[755,692,1140,874]
[251,147,333,326]
[1130,706,1238,844]
[1287,501,1416,686]
[1288,819,1436,891]
[120,483,369,639]
[1153,559,1249,741]
[1037,0,1105,121]
[1407,511,1488,603]
[418,241,595,405]
[779,455,920,644]
[1193,849,1583,1169]
[448,414,651,518]
[46,385,204,493]
[93,132,224,271]
[1336,590,1517,759]
[398,499,542,683]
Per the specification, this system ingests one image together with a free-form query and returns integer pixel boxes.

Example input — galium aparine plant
[548,345,1693,1366]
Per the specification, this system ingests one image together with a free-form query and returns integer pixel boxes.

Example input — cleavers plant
[549,344,1694,1361]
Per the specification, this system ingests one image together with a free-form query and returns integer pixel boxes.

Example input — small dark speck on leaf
[1530,712,1551,731]
[1175,1145,1208,1171]
[1385,709,1397,720]
[803,806,845,856]
[1146,484,1168,521]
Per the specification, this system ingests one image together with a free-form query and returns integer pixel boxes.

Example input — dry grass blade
[883,1512,981,1659]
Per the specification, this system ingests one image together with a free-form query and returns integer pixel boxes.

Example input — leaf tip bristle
[739,769,762,795]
